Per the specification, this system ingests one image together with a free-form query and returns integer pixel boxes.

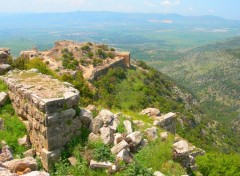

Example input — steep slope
[92,62,240,153]
[157,37,240,124]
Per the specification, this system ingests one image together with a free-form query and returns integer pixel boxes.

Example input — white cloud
[160,0,180,7]
[144,1,155,7]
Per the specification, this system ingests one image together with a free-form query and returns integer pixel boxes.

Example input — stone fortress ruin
[2,70,81,170]
[20,41,131,81]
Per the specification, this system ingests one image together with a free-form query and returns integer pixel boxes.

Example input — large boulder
[99,127,114,145]
[114,133,123,145]
[18,135,31,147]
[0,146,13,162]
[154,112,176,134]
[160,132,169,141]
[80,109,93,127]
[116,149,133,164]
[88,132,101,142]
[0,166,16,176]
[0,92,8,107]
[144,127,158,140]
[22,171,50,176]
[126,131,143,148]
[173,140,205,170]
[98,110,115,126]
[140,108,160,117]
[3,157,37,173]
[0,48,10,64]
[123,120,133,134]
[23,149,36,158]
[111,140,129,155]
[0,64,11,75]
[90,117,103,134]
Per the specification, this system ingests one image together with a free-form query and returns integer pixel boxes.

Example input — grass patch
[135,135,186,176]
[0,102,27,155]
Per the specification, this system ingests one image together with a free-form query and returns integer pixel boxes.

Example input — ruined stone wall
[89,57,127,81]
[1,70,82,170]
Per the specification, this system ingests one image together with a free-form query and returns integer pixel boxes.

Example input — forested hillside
[155,37,240,125]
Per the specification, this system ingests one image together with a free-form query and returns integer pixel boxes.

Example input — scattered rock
[140,139,149,148]
[126,131,143,147]
[98,110,114,126]
[80,109,93,127]
[160,132,169,141]
[68,156,77,166]
[144,127,158,140]
[109,117,120,131]
[22,171,50,176]
[23,149,36,157]
[88,132,101,142]
[114,133,123,145]
[0,146,13,162]
[116,149,133,164]
[3,157,37,173]
[140,108,160,117]
[0,166,16,176]
[111,140,129,155]
[0,64,11,75]
[99,127,114,145]
[89,160,112,169]
[90,117,103,134]
[18,135,30,147]
[154,171,165,176]
[133,120,145,127]
[173,140,205,170]
[86,105,96,112]
[123,120,133,134]
[0,92,8,107]
[154,112,176,134]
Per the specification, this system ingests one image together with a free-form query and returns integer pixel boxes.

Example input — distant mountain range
[0,11,240,28]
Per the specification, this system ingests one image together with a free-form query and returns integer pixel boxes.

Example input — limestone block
[100,127,114,145]
[116,149,133,164]
[80,109,93,127]
[89,160,112,169]
[90,117,103,134]
[126,131,143,147]
[41,148,61,171]
[111,140,129,155]
[144,127,158,140]
[123,120,133,134]
[140,108,161,117]
[98,109,114,126]
[0,92,8,106]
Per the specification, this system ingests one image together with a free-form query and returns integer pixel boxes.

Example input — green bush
[92,143,115,162]
[196,152,240,176]
[124,162,153,176]
[26,58,57,77]
[92,58,103,67]
[60,71,93,106]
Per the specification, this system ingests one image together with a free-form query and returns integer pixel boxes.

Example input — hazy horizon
[0,0,240,20]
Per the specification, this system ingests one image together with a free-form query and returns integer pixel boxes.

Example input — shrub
[26,58,57,77]
[81,45,91,52]
[92,58,103,67]
[124,162,153,176]
[96,49,107,59]
[92,143,115,162]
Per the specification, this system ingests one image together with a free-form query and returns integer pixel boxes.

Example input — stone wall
[1,70,81,170]
[89,57,127,81]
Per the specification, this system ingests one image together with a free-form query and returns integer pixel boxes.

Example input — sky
[0,0,239,20]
